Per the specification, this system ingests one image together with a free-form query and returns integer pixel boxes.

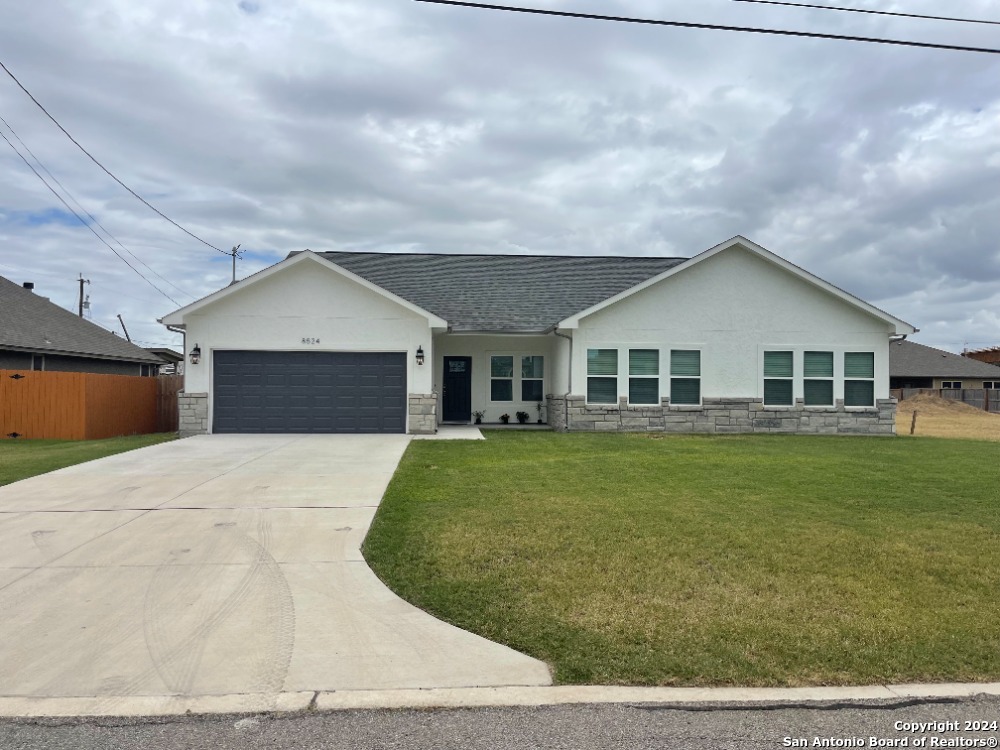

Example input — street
[2,696,998,750]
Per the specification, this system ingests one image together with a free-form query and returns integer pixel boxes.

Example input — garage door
[213,351,407,434]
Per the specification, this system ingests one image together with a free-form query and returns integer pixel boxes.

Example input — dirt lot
[896,393,1000,441]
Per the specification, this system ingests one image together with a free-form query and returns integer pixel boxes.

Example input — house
[145,347,184,375]
[0,275,164,375]
[889,340,1000,390]
[160,236,916,437]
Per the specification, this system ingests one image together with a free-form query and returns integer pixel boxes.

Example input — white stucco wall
[572,246,895,403]
[178,259,434,423]
[434,334,557,423]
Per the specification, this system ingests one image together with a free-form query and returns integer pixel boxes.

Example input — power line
[0,128,182,307]
[0,59,230,255]
[0,114,196,302]
[732,0,1000,27]
[413,0,1000,54]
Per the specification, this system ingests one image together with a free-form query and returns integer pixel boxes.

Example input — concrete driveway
[0,435,550,709]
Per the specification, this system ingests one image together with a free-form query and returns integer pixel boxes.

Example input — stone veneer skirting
[546,395,896,435]
[408,393,438,435]
[178,392,209,437]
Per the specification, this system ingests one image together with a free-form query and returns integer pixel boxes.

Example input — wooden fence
[891,388,1000,413]
[0,370,183,440]
[156,374,183,433]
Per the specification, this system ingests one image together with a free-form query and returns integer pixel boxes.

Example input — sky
[1,0,998,354]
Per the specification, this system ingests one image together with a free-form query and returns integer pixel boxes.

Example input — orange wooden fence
[0,370,183,440]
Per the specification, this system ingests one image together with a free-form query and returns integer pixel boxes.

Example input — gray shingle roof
[301,251,688,332]
[0,275,163,363]
[889,340,1000,378]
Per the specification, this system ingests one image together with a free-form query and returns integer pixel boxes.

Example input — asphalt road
[2,696,998,750]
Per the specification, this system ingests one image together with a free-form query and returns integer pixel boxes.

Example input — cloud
[0,0,998,351]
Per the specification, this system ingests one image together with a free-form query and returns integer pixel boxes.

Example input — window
[941,381,962,390]
[587,349,618,404]
[670,350,701,405]
[763,351,794,405]
[521,356,544,401]
[803,351,834,406]
[984,382,1000,389]
[490,355,513,401]
[844,352,875,406]
[31,354,44,371]
[627,349,659,404]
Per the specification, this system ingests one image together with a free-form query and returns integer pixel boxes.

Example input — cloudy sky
[1,0,998,353]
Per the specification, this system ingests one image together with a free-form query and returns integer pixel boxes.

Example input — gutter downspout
[165,324,186,379]
[554,327,573,432]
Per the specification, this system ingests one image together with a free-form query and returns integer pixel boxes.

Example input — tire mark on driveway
[137,509,295,698]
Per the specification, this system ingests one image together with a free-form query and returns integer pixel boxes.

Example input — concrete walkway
[0,435,550,714]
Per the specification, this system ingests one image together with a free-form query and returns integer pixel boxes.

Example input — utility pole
[116,314,131,342]
[230,244,243,285]
[78,274,90,317]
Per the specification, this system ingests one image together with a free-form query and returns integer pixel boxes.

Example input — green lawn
[363,432,1000,687]
[0,434,177,486]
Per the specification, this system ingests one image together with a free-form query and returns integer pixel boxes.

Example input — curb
[2,683,1000,718]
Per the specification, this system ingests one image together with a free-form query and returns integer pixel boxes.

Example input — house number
[301,337,321,345]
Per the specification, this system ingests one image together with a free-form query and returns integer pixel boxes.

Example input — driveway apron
[0,435,550,706]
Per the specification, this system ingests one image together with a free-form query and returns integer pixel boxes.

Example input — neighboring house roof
[963,345,1000,365]
[0,275,163,364]
[145,347,184,364]
[889,340,1000,378]
[305,250,687,332]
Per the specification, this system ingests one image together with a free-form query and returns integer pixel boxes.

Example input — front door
[442,356,472,422]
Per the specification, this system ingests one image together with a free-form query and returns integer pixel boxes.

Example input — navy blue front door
[442,356,472,422]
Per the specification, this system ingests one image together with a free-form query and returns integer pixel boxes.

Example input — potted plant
[536,400,544,424]
[515,411,530,424]
[500,413,510,424]
[472,410,485,425]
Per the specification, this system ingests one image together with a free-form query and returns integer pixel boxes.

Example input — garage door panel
[213,351,407,434]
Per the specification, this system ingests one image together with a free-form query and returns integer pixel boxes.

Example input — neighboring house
[889,340,1000,390]
[161,236,916,437]
[145,347,184,375]
[0,275,163,375]
[963,345,1000,367]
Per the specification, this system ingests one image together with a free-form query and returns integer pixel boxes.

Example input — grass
[896,393,1000,441]
[364,431,1000,687]
[0,433,177,486]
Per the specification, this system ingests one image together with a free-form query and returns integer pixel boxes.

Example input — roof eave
[0,344,163,364]
[446,328,553,335]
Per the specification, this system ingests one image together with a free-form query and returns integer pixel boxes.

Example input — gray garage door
[213,351,407,434]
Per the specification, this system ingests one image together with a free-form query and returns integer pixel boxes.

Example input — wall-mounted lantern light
[189,344,202,365]
[416,346,425,366]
